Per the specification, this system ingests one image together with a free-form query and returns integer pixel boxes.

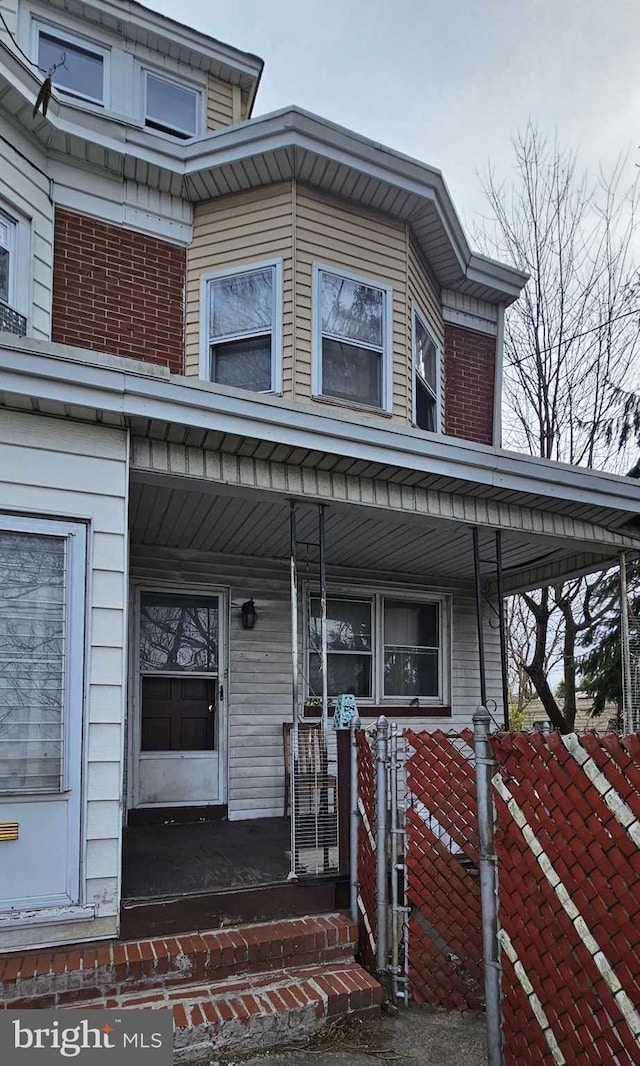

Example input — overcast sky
[148,0,640,241]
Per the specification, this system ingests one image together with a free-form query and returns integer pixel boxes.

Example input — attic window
[145,73,199,139]
[36,26,106,105]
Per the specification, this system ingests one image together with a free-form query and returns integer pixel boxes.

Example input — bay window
[203,260,282,392]
[313,265,392,410]
[307,592,447,705]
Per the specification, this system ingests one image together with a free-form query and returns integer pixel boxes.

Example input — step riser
[0,916,357,1008]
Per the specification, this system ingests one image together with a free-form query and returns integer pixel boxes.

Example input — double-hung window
[413,308,440,432]
[35,24,107,106]
[307,593,447,706]
[0,213,14,306]
[313,265,392,410]
[204,261,282,393]
[145,73,199,139]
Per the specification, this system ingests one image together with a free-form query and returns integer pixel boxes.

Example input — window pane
[415,317,437,390]
[140,594,218,672]
[211,335,272,391]
[322,339,381,407]
[384,601,439,648]
[39,32,104,101]
[0,532,65,793]
[210,269,273,339]
[320,272,383,347]
[146,74,197,136]
[416,378,436,431]
[309,652,372,698]
[0,247,8,303]
[310,598,371,652]
[384,649,438,697]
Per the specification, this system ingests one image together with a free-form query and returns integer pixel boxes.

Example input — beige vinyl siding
[294,185,409,418]
[186,183,294,382]
[129,542,501,820]
[206,76,236,130]
[0,410,128,947]
[407,236,444,427]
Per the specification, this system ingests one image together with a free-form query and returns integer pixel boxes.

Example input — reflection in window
[37,29,105,103]
[414,311,439,432]
[384,600,439,698]
[317,269,387,408]
[308,597,372,698]
[207,265,277,392]
[140,594,219,672]
[0,532,65,792]
[145,73,198,138]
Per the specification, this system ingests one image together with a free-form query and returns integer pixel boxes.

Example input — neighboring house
[0,0,638,956]
[522,695,619,733]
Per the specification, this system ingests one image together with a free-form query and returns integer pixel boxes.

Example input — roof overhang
[1,336,638,551]
[0,40,527,304]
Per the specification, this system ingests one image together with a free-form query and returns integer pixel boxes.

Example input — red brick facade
[52,207,186,374]
[444,323,496,445]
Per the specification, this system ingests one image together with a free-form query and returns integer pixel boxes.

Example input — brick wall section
[444,323,496,445]
[52,207,186,373]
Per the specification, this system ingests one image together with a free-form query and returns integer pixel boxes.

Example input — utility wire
[506,306,640,359]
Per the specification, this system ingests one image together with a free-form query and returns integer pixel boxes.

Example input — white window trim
[141,67,204,140]
[312,262,393,413]
[0,210,16,306]
[304,585,450,708]
[0,512,87,798]
[32,18,110,107]
[0,202,32,322]
[199,259,283,394]
[412,302,442,433]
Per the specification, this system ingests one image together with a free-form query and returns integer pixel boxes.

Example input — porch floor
[122,817,291,900]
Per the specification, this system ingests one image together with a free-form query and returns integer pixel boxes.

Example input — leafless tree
[477,124,640,731]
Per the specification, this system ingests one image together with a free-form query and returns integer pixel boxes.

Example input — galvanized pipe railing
[349,715,361,924]
[375,715,389,975]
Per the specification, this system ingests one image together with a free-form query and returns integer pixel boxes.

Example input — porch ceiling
[128,479,620,592]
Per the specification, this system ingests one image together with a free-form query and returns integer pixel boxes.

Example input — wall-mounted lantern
[241,598,257,630]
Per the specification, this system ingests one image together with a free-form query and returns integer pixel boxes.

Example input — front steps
[0,914,382,1058]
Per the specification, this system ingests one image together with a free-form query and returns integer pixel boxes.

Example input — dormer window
[145,73,199,139]
[35,25,107,105]
[413,308,440,432]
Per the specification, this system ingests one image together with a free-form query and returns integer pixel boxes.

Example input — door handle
[219,684,224,702]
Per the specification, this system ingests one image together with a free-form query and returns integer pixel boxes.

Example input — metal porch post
[620,552,633,734]
[472,527,488,708]
[495,531,510,729]
[375,715,389,976]
[318,504,329,745]
[349,715,361,924]
[473,704,504,1066]
[288,501,299,880]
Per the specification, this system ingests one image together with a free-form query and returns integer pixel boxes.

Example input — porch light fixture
[241,598,257,630]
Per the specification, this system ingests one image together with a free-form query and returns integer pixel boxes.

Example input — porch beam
[489,551,622,595]
[131,439,640,553]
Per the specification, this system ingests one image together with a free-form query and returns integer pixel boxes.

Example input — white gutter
[0,339,638,522]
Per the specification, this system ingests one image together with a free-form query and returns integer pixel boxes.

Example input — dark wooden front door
[141,677,217,752]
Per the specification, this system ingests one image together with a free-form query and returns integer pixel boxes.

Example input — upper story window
[203,260,283,393]
[413,307,440,432]
[145,73,199,139]
[313,265,392,411]
[0,213,15,305]
[35,24,108,105]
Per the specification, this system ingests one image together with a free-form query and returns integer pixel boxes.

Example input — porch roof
[1,337,639,591]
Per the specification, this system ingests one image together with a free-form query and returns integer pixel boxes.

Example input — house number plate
[0,822,18,841]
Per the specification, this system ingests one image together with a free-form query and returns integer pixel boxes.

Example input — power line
[506,306,640,359]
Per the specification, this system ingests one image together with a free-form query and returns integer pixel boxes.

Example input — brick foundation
[444,324,496,445]
[51,207,186,373]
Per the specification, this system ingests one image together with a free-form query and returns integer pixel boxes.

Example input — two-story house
[0,0,638,969]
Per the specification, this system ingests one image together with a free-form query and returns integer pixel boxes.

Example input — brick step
[82,961,383,1061]
[0,914,357,1008]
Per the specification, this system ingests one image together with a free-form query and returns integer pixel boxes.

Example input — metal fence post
[350,716,361,925]
[473,705,504,1066]
[375,715,389,975]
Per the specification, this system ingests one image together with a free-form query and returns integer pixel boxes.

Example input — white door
[134,589,226,807]
[0,516,85,912]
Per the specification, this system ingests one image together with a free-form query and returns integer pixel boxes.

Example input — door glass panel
[0,532,66,793]
[140,593,219,672]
